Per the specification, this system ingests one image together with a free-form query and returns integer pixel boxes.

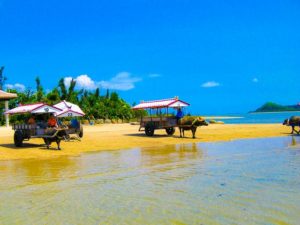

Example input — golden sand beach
[0,123,292,161]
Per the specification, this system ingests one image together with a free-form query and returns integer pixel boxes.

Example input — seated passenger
[28,115,36,125]
[48,115,58,128]
[37,121,47,129]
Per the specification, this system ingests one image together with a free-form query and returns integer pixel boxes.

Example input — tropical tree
[3,76,136,124]
[45,88,60,105]
[12,88,35,105]
[0,66,6,90]
[58,78,67,100]
[35,76,44,102]
[58,78,82,103]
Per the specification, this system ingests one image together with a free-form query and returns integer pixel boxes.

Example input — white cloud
[252,78,258,83]
[76,74,97,90]
[64,77,73,88]
[63,72,141,91]
[149,73,161,78]
[5,83,25,91]
[15,83,25,91]
[98,72,141,91]
[64,75,96,90]
[5,84,13,89]
[201,81,220,88]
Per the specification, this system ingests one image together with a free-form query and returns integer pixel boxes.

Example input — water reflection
[138,143,204,184]
[140,142,203,167]
[289,136,300,147]
[0,157,79,190]
[0,137,300,224]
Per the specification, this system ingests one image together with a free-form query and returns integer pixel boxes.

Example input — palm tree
[35,76,44,102]
[0,66,7,90]
[46,88,60,105]
[58,78,67,100]
[58,77,81,103]
[67,78,77,102]
[4,76,136,124]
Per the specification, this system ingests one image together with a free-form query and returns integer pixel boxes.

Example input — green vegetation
[0,76,146,125]
[253,102,300,113]
[0,66,6,90]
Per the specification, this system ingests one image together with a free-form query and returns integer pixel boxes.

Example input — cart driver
[47,114,58,128]
[176,107,184,123]
[70,118,80,128]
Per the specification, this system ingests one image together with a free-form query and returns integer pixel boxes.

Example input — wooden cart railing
[139,116,177,131]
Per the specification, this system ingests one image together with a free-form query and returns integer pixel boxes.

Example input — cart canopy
[5,103,62,115]
[132,97,189,110]
[54,100,85,117]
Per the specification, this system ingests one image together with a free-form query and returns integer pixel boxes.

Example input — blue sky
[0,0,299,114]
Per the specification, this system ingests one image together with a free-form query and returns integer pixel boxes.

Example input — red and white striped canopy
[5,103,62,115]
[54,100,85,117]
[132,97,189,110]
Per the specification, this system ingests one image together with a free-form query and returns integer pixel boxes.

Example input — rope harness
[191,118,199,126]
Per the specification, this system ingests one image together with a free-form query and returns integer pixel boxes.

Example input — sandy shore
[0,123,293,160]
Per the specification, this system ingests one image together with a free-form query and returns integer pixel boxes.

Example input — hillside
[253,102,300,112]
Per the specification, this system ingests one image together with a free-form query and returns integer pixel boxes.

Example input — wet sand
[0,123,292,160]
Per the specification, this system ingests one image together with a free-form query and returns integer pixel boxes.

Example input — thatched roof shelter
[0,90,17,100]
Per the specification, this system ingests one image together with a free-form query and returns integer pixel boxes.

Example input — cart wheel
[145,123,155,136]
[14,130,24,147]
[166,127,175,135]
[78,125,83,138]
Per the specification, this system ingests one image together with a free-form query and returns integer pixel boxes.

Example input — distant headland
[251,102,300,113]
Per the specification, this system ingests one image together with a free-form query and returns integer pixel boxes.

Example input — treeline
[0,77,145,125]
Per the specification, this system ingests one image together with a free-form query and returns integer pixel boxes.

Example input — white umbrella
[54,100,85,117]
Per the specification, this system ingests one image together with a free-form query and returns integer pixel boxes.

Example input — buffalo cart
[5,101,85,148]
[54,100,85,140]
[132,97,189,136]
[12,123,67,148]
[5,103,65,147]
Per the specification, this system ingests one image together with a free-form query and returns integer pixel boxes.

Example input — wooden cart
[12,123,67,148]
[132,97,190,136]
[5,102,85,149]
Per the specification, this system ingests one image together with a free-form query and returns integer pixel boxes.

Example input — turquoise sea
[206,111,300,124]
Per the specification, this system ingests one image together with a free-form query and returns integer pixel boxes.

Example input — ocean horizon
[201,111,300,124]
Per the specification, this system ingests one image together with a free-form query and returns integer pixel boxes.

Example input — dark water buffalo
[178,117,208,138]
[43,129,67,150]
[283,116,300,134]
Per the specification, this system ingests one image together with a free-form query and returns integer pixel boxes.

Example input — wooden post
[5,100,9,127]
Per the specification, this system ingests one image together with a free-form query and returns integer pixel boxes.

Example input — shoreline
[249,111,300,114]
[0,123,293,161]
[203,116,244,120]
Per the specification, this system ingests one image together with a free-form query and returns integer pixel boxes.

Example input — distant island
[252,102,300,113]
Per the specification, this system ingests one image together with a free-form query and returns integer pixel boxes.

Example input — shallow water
[1,137,300,225]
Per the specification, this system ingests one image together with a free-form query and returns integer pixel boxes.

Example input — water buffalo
[178,117,208,138]
[283,116,300,134]
[43,128,67,150]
